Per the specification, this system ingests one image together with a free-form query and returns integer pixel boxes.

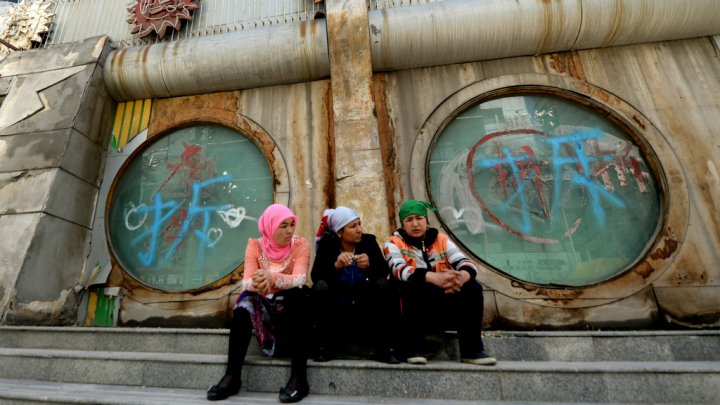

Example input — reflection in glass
[429,94,661,286]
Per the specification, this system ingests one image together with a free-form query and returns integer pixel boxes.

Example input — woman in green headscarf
[384,199,496,366]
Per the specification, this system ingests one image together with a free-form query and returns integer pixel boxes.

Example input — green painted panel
[107,125,272,291]
[428,94,661,286]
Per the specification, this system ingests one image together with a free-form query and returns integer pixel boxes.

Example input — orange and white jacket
[384,228,477,283]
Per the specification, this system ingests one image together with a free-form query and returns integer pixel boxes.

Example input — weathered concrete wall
[5,6,717,330]
[377,37,720,329]
[0,36,115,324]
[326,0,391,241]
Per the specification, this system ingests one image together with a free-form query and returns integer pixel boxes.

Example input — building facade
[0,0,719,329]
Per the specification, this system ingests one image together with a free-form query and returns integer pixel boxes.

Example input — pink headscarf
[258,203,298,261]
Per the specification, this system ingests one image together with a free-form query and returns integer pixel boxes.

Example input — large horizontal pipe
[104,0,720,101]
[103,19,330,101]
[368,0,720,70]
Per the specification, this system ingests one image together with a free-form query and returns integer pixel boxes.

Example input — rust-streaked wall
[375,37,720,328]
[109,37,720,329]
[107,83,334,326]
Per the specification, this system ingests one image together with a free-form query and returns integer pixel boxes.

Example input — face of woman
[402,214,427,239]
[338,219,362,244]
[273,218,296,246]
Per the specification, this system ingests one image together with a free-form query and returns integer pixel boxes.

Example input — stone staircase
[0,326,719,404]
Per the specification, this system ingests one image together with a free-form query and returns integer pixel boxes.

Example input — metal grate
[367,0,443,10]
[43,0,327,48]
[38,0,443,49]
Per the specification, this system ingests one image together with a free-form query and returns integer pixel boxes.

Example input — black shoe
[206,375,241,401]
[373,348,401,364]
[313,346,333,362]
[279,379,309,403]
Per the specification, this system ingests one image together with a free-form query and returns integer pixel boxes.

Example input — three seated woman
[208,200,495,403]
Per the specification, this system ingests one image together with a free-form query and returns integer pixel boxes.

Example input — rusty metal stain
[537,0,562,55]
[323,83,336,209]
[668,249,708,285]
[631,114,646,130]
[547,52,587,81]
[509,280,582,303]
[603,0,625,47]
[649,236,679,261]
[373,73,399,229]
[299,20,307,38]
[149,91,240,138]
[632,261,654,279]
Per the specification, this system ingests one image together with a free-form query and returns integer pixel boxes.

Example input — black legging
[312,277,401,353]
[399,279,485,357]
[226,287,309,381]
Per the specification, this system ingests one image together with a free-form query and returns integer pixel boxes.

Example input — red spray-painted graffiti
[466,128,649,244]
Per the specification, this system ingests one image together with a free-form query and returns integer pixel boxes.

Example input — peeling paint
[17,288,74,314]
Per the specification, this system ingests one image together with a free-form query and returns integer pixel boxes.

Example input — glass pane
[429,93,661,286]
[107,125,272,291]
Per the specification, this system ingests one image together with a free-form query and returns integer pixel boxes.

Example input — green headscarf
[398,199,437,222]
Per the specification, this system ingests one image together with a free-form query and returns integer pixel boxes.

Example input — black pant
[399,279,485,357]
[226,287,310,380]
[312,278,401,354]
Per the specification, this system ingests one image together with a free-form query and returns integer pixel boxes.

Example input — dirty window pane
[107,125,272,291]
[428,94,661,286]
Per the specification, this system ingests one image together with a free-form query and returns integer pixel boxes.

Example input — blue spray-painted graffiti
[469,128,631,242]
[125,174,252,268]
[547,130,626,227]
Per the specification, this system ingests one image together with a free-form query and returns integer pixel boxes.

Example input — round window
[428,93,662,286]
[107,125,273,291]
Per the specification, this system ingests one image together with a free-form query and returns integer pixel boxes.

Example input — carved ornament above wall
[127,0,199,39]
[0,0,54,57]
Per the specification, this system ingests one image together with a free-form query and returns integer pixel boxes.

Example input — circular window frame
[105,118,289,294]
[410,74,688,307]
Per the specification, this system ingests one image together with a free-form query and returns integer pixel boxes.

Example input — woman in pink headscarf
[207,204,311,403]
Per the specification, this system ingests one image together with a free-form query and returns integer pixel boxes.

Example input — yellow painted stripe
[85,290,98,325]
[119,100,135,148]
[112,102,127,147]
[130,98,151,142]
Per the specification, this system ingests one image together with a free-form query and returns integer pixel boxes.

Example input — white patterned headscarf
[314,206,360,250]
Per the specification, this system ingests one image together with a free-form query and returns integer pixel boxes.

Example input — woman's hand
[426,270,468,294]
[252,268,272,294]
[354,253,369,270]
[334,252,356,269]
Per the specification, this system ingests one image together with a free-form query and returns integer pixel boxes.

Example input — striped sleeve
[383,238,415,282]
[446,237,478,278]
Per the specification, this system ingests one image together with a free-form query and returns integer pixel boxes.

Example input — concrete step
[0,378,573,405]
[0,347,719,403]
[2,326,719,361]
[1,327,719,403]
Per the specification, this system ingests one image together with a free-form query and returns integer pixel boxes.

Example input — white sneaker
[461,352,496,366]
[407,356,427,365]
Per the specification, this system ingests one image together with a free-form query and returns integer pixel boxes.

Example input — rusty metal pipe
[103,19,330,101]
[369,0,720,71]
[104,0,720,101]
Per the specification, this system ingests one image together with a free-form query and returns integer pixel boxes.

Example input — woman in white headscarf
[311,206,401,364]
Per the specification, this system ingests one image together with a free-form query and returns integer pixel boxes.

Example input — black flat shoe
[206,377,241,401]
[279,380,309,403]
[373,348,401,364]
[313,346,333,362]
